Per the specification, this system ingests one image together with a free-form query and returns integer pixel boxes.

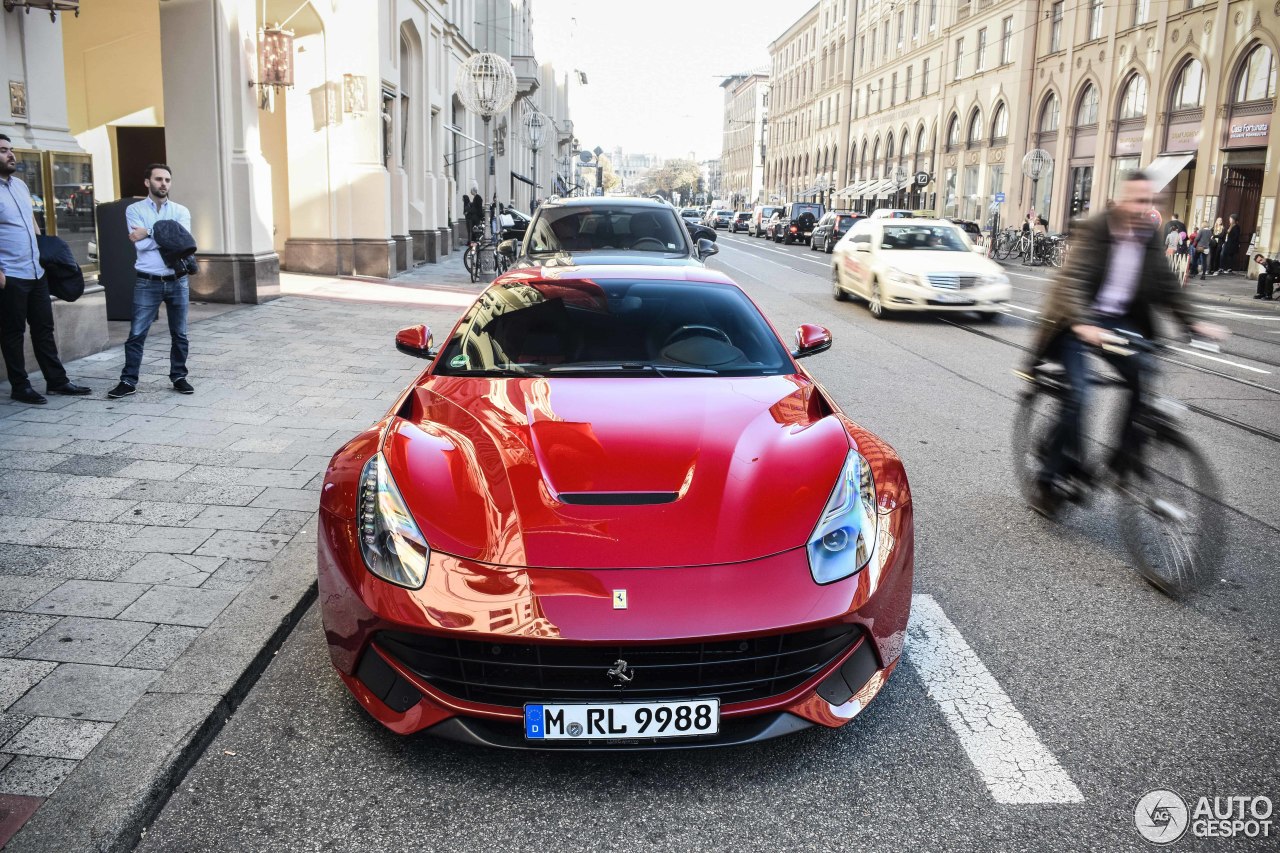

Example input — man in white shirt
[0,133,90,404]
[108,163,194,399]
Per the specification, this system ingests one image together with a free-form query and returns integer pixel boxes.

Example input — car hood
[874,250,1003,276]
[512,252,699,269]
[382,375,851,569]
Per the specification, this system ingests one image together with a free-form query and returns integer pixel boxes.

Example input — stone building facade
[720,72,769,209]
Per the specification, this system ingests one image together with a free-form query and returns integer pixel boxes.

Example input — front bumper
[881,278,1011,312]
[318,504,913,746]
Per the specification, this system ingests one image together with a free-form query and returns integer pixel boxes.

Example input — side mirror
[792,324,832,359]
[395,324,435,359]
[497,239,518,258]
[697,238,720,260]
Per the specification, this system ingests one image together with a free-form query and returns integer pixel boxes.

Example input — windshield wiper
[547,363,718,376]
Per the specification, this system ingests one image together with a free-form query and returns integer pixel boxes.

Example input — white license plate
[933,291,974,304]
[524,699,719,740]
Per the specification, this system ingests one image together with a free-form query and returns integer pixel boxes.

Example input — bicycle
[1011,332,1224,597]
[463,223,507,283]
[993,227,1022,261]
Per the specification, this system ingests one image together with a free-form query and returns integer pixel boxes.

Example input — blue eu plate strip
[524,705,544,739]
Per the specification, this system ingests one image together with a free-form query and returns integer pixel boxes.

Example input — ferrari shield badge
[612,589,627,610]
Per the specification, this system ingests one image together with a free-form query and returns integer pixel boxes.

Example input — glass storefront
[1068,165,1093,218]
[8,149,97,270]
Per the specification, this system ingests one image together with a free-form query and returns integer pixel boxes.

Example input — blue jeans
[120,275,189,386]
[1039,325,1150,487]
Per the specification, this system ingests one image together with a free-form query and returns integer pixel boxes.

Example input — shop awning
[511,171,537,188]
[870,179,898,196]
[1143,153,1195,193]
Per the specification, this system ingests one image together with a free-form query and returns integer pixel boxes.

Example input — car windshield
[735,212,751,220]
[880,224,969,251]
[435,279,793,377]
[526,206,689,254]
[791,204,822,218]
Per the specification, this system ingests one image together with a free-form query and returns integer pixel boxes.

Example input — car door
[843,229,875,297]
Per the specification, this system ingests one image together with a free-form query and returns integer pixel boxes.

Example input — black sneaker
[172,379,194,395]
[107,382,136,399]
[1030,480,1060,520]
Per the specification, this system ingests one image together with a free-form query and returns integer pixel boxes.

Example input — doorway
[1219,164,1262,271]
[114,127,167,201]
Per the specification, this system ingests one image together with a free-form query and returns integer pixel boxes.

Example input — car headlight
[807,450,878,584]
[982,272,1010,287]
[357,453,430,589]
[886,269,921,289]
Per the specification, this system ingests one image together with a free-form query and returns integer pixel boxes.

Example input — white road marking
[1006,304,1041,315]
[907,594,1084,805]
[1202,306,1280,321]
[1164,346,1272,374]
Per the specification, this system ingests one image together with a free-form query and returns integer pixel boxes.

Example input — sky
[530,0,787,162]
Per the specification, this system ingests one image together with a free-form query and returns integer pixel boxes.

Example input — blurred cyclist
[1028,169,1226,517]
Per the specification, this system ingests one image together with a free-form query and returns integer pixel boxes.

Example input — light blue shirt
[126,196,192,276]
[1092,232,1144,318]
[0,175,43,279]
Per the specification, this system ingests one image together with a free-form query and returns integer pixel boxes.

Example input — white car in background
[830,218,1011,320]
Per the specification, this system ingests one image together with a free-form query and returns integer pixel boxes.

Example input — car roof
[496,264,738,287]
[543,196,675,210]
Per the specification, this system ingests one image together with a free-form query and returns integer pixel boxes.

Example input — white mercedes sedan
[830,218,1011,320]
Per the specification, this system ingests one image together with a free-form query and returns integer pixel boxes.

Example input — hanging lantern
[258,24,295,91]
[455,53,517,118]
[1,1,80,22]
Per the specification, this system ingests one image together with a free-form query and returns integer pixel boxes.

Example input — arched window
[916,126,927,166]
[967,108,983,145]
[946,114,960,149]
[1170,58,1205,110]
[1118,74,1147,119]
[1039,93,1060,133]
[886,132,896,168]
[990,102,1008,141]
[859,139,868,179]
[1235,44,1277,102]
[1076,84,1099,125]
[871,137,881,178]
[900,127,911,165]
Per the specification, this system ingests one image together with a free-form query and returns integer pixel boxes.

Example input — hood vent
[557,491,679,506]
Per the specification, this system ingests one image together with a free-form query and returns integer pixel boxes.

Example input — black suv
[731,211,752,233]
[774,202,825,245]
[809,211,865,253]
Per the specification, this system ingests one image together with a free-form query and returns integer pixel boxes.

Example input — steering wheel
[631,237,667,251]
[662,324,733,348]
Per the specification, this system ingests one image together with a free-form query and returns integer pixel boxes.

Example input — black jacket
[36,234,84,302]
[151,219,198,272]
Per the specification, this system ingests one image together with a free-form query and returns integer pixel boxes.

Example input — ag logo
[1135,790,1189,845]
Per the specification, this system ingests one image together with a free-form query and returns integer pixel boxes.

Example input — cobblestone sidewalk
[0,285,470,848]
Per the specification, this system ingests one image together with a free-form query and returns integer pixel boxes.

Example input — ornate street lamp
[456,52,517,234]
[1021,148,1053,222]
[1,0,79,21]
[250,24,294,110]
[521,110,548,204]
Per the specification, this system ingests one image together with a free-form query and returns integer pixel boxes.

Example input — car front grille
[374,624,861,708]
[928,273,980,289]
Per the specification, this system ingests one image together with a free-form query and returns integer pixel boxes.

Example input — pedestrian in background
[1219,213,1241,275]
[0,133,90,404]
[1254,253,1278,300]
[1209,216,1225,276]
[1191,221,1213,281]
[463,185,482,238]
[108,163,193,399]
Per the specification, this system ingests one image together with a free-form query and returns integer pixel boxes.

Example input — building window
[929,0,937,30]
[1089,0,1104,41]
[1001,17,1013,65]
[859,36,866,70]
[883,22,890,55]
[1133,0,1150,26]
[1171,58,1205,110]
[897,11,905,45]
[991,102,1008,141]
[922,58,930,94]
[1077,84,1099,126]
[1040,93,1060,133]
[916,126,928,170]
[976,28,988,72]
[1118,75,1147,120]
[967,109,983,147]
[1236,44,1277,102]
[954,38,964,79]
[906,65,913,100]
[913,1,920,38]
[878,77,884,111]
[871,27,877,64]
[946,114,960,150]
[962,165,980,221]
[1050,2,1063,52]
[891,72,898,107]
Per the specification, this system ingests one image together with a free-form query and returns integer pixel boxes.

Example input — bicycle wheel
[994,234,1012,260]
[465,246,480,283]
[1010,380,1058,506]
[1118,433,1224,597]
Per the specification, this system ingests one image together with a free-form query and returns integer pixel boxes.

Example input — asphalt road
[137,235,1280,852]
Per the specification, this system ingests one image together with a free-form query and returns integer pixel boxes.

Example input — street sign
[914,171,930,187]
[994,192,1006,204]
